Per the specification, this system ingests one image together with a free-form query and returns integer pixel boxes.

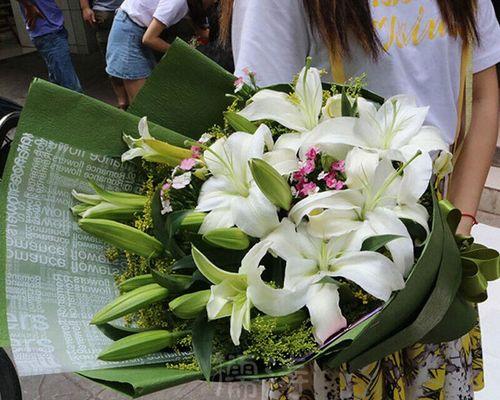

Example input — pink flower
[162,182,171,191]
[292,170,305,182]
[190,145,202,158]
[299,159,315,175]
[299,182,319,197]
[234,76,244,93]
[334,180,345,190]
[331,160,345,173]
[305,146,319,160]
[242,67,250,75]
[324,173,338,189]
[324,173,345,190]
[180,158,197,171]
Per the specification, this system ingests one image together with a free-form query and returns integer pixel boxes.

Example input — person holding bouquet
[222,0,500,398]
[105,0,215,103]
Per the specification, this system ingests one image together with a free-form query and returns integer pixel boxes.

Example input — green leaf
[401,218,428,246]
[171,255,196,272]
[191,313,215,381]
[165,210,191,258]
[224,111,258,133]
[96,323,155,341]
[360,235,403,252]
[151,186,168,243]
[151,270,192,293]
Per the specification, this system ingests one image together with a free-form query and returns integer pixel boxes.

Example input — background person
[80,0,129,109]
[142,0,212,53]
[221,0,500,398]
[106,0,215,103]
[15,0,82,92]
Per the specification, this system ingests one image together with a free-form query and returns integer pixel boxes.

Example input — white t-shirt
[121,0,188,28]
[232,0,500,144]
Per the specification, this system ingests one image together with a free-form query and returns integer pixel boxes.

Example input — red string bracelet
[461,213,478,225]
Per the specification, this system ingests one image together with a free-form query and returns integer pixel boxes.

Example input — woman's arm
[448,65,499,235]
[142,18,170,53]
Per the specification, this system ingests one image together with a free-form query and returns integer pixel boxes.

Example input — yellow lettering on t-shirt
[380,16,395,50]
[373,16,387,30]
[427,18,447,39]
[374,4,448,50]
[411,6,429,45]
[372,0,412,6]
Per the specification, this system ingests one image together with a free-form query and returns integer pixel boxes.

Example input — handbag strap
[452,44,473,163]
[329,51,346,84]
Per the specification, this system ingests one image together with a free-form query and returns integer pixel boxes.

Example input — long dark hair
[187,0,209,28]
[219,0,479,59]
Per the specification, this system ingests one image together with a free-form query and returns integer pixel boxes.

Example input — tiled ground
[2,50,500,399]
[18,373,261,400]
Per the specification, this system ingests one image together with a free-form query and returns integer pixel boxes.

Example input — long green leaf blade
[192,313,215,381]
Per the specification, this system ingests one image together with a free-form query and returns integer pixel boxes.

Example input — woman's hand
[143,18,170,53]
[448,66,499,236]
[82,7,96,27]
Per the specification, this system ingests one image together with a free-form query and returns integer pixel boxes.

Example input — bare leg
[110,76,129,109]
[123,78,147,104]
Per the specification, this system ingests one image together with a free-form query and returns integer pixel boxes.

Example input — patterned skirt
[263,325,483,400]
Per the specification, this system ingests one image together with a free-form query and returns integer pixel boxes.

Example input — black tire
[0,348,22,400]
[0,111,20,179]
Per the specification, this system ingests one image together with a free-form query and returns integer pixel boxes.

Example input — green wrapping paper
[1,38,498,397]
[78,365,203,397]
[128,40,236,138]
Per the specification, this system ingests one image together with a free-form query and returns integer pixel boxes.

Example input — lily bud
[98,330,188,361]
[78,219,163,258]
[122,117,192,166]
[91,283,169,325]
[118,274,155,292]
[72,182,147,220]
[180,212,206,231]
[202,228,250,250]
[249,158,292,210]
[169,290,210,319]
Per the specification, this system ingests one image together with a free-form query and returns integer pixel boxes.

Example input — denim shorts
[106,9,156,80]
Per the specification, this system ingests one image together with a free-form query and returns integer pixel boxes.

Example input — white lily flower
[289,148,432,276]
[196,125,279,238]
[238,61,323,133]
[301,95,450,161]
[192,242,297,345]
[253,219,404,343]
[122,117,192,165]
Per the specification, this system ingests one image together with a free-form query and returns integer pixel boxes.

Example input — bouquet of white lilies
[75,55,472,374]
[6,40,497,398]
